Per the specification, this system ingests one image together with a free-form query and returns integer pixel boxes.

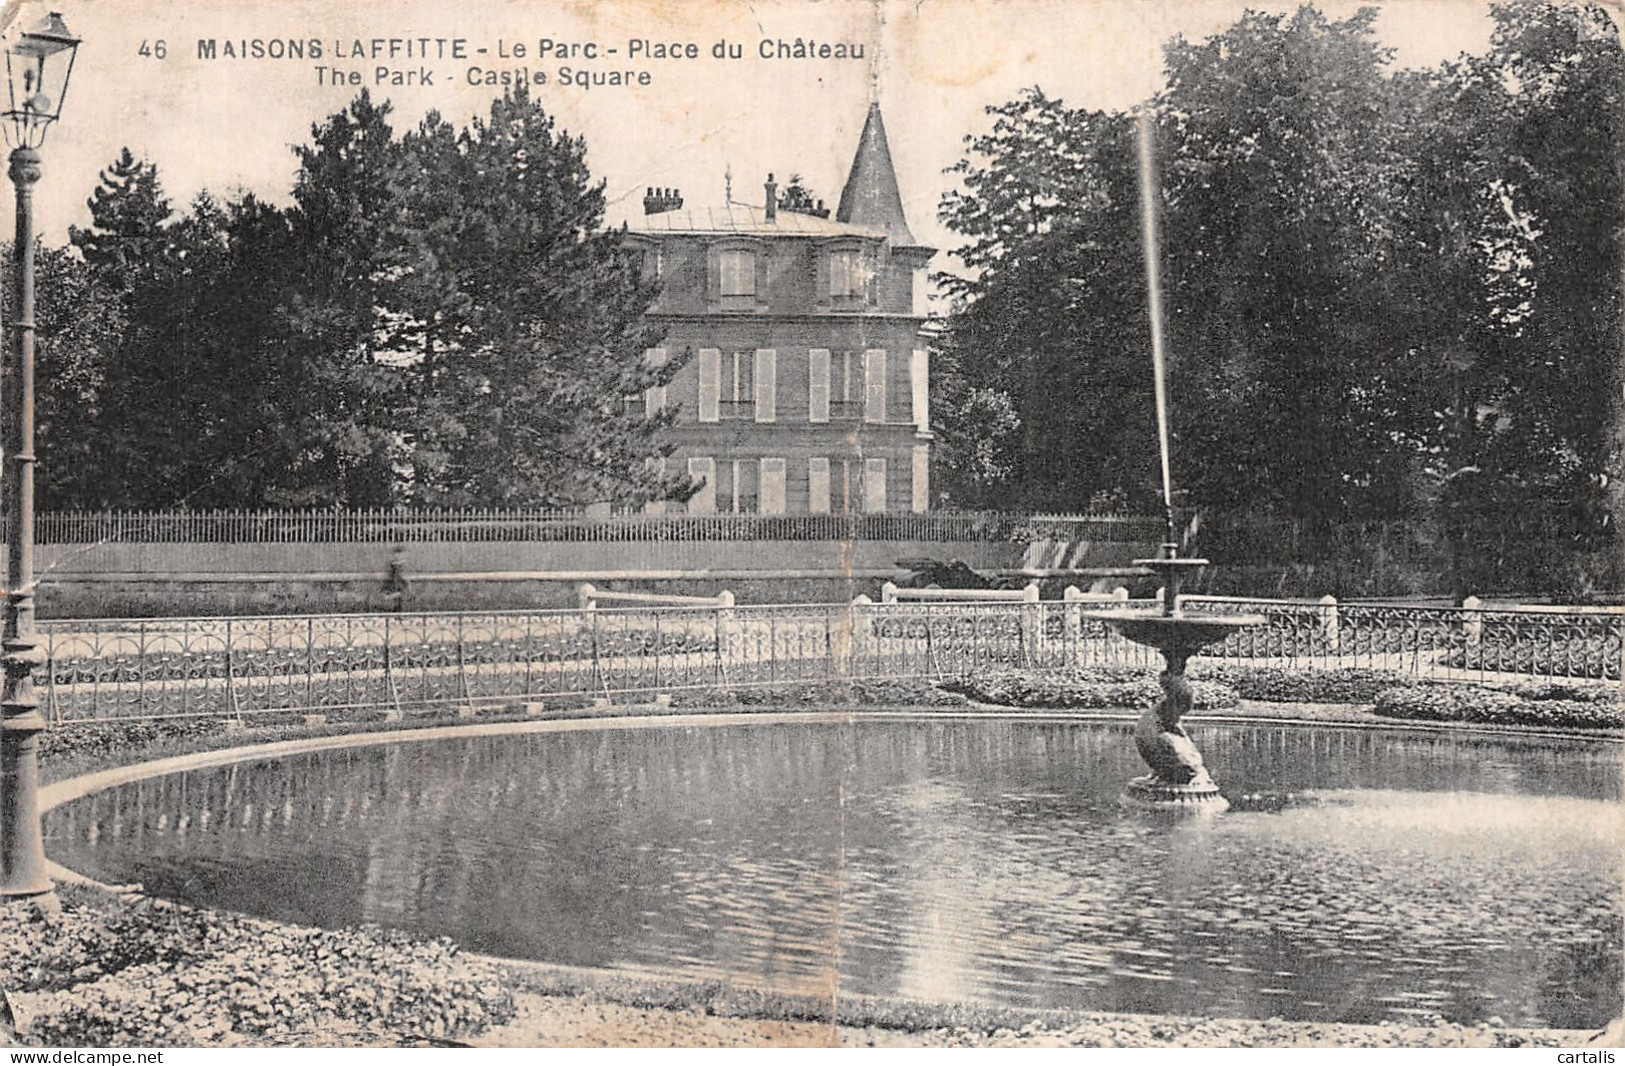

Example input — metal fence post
[1021,582,1041,666]
[225,618,240,721]
[1318,594,1339,651]
[1063,584,1083,657]
[1461,595,1483,648]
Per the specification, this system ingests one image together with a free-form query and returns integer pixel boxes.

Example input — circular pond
[44,716,1623,1028]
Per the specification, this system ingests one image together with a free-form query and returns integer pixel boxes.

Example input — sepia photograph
[0,0,1619,1052]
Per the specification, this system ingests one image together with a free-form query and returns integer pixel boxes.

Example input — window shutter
[754,247,769,303]
[706,245,722,301]
[645,457,668,515]
[645,348,668,418]
[754,349,776,423]
[808,348,830,423]
[687,457,716,514]
[759,458,787,514]
[864,349,886,423]
[909,348,929,432]
[807,458,830,514]
[863,457,888,513]
[697,348,720,423]
[911,445,930,512]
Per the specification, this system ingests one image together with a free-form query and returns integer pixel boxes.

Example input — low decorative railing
[35,597,1621,723]
[31,508,1161,545]
[1185,595,1624,682]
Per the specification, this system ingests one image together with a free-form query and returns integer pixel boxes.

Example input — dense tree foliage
[43,88,686,510]
[935,1,1622,595]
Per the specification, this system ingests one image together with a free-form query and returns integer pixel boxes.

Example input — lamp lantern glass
[2,11,78,149]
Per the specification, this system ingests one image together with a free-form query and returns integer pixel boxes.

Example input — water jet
[1087,111,1263,811]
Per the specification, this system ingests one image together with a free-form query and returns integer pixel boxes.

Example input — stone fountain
[1086,112,1263,812]
[1089,550,1260,812]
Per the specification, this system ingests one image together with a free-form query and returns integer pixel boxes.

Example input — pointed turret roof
[836,103,918,246]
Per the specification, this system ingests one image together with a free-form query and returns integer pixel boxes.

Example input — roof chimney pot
[643,186,684,216]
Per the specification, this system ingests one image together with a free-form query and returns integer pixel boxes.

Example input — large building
[623,104,935,515]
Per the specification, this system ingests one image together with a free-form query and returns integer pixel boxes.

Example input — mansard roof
[835,103,917,247]
[626,203,886,239]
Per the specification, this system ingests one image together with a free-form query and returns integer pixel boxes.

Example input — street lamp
[1,11,78,901]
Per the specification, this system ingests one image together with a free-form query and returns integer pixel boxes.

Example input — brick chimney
[764,173,777,222]
[643,186,684,215]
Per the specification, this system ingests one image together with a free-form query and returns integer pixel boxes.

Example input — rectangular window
[912,445,930,513]
[730,459,758,514]
[760,457,787,515]
[835,459,855,514]
[645,347,668,418]
[720,351,754,420]
[807,457,830,514]
[754,349,776,423]
[864,349,887,423]
[687,457,716,514]
[863,457,888,514]
[697,348,721,423]
[719,249,755,297]
[829,351,860,421]
[808,348,830,423]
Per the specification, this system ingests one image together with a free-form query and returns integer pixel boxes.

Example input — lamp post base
[0,721,52,899]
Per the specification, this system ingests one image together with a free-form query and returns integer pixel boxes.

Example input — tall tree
[69,148,173,289]
[1158,7,1413,526]
[935,89,1158,511]
[2,244,126,510]
[277,90,407,507]
[388,87,686,506]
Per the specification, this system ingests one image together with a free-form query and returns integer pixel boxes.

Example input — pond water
[45,717,1623,1028]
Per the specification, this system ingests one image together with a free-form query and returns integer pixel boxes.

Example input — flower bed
[1,885,514,1047]
[1373,681,1625,729]
[1188,665,1412,704]
[670,679,969,709]
[942,668,1239,710]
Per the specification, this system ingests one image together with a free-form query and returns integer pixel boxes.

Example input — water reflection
[45,720,1623,1028]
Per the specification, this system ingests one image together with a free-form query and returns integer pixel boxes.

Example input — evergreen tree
[277,90,407,507]
[388,87,686,506]
[69,148,174,289]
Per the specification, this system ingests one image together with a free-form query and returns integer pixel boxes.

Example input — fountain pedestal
[1089,554,1262,813]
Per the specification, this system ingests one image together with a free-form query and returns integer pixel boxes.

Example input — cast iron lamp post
[0,11,78,900]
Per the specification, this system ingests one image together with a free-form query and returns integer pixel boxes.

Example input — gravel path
[474,993,1606,1048]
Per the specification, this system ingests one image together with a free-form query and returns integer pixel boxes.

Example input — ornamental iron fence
[32,508,1161,545]
[35,597,1621,723]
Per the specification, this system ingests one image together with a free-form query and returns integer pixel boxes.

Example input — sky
[0,0,1500,257]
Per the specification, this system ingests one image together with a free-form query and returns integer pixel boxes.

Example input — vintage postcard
[0,0,1620,1053]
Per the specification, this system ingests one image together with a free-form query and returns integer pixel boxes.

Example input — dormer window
[818,239,877,310]
[719,249,755,297]
[708,237,767,312]
[828,249,870,298]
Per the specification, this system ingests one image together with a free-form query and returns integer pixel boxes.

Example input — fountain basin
[41,715,1623,1029]
[1087,609,1266,657]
